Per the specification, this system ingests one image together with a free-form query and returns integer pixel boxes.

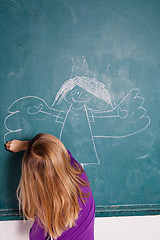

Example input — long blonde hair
[17,133,90,239]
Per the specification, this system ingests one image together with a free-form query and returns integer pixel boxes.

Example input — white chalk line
[4,89,151,164]
[59,105,72,140]
[4,96,65,143]
[84,104,100,165]
[4,58,151,166]
[87,88,151,138]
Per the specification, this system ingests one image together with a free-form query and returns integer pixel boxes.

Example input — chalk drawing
[7,72,15,78]
[91,88,151,138]
[137,154,149,160]
[4,57,151,166]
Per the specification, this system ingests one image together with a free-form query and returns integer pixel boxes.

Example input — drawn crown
[71,57,89,77]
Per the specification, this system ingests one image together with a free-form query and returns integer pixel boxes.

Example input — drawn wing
[4,96,64,143]
[116,89,147,119]
[89,89,151,138]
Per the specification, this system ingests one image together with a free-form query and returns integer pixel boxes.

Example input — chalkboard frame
[1,204,160,221]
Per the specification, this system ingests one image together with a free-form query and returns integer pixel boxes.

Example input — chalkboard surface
[1,0,160,220]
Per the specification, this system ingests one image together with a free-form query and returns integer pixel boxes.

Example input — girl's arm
[5,140,29,153]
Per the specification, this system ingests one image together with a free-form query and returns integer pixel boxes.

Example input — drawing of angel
[4,58,151,165]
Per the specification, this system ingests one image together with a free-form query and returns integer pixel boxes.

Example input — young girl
[5,133,95,240]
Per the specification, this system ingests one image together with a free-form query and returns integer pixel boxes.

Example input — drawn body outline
[4,58,151,166]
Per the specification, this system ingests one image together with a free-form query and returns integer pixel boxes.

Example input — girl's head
[17,133,88,239]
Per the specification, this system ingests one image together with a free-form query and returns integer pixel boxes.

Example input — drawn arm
[87,107,127,121]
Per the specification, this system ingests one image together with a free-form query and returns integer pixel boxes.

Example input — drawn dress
[60,105,99,165]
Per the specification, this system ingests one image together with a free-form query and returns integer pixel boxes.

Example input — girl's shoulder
[67,149,90,185]
[67,149,82,168]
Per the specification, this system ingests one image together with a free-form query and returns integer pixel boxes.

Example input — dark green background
[0,0,160,220]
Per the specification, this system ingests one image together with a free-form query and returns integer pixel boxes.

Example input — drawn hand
[27,104,43,114]
[117,107,128,119]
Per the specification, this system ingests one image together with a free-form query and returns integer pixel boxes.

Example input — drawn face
[64,86,89,109]
[64,86,111,110]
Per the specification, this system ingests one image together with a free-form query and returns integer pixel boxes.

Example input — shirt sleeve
[29,217,49,240]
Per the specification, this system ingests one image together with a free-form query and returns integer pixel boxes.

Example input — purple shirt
[29,150,95,240]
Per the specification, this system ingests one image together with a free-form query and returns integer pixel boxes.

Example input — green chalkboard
[1,0,160,220]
